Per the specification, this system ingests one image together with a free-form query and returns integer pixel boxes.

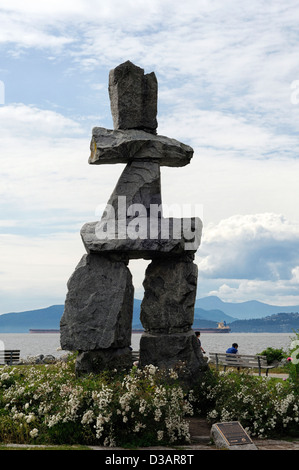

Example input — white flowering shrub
[0,359,193,447]
[1,344,298,446]
[286,331,299,388]
[194,370,299,439]
[189,331,299,440]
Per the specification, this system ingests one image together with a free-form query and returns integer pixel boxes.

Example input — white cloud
[0,10,74,50]
[2,0,299,139]
[0,104,83,136]
[0,231,84,313]
[0,103,121,213]
[196,213,299,304]
[158,108,297,158]
[197,213,299,279]
[161,145,299,227]
[206,279,299,307]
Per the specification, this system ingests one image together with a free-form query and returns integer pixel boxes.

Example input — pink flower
[287,357,293,362]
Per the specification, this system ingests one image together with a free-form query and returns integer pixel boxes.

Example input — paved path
[2,416,299,451]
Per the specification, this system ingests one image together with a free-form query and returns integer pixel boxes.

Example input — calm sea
[0,332,296,359]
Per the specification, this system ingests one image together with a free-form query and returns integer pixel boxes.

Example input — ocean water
[132,332,295,356]
[0,332,296,359]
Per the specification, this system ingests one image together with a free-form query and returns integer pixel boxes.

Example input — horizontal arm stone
[80,217,202,259]
[88,127,194,167]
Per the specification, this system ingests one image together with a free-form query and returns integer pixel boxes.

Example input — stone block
[139,330,208,382]
[140,257,198,333]
[60,254,134,351]
[89,127,193,167]
[80,217,202,258]
[75,348,133,375]
[106,160,162,215]
[109,60,157,133]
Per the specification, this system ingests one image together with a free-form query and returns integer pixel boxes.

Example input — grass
[0,444,91,450]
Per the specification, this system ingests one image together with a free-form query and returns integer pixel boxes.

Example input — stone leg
[140,256,198,334]
[60,253,134,374]
[139,256,207,382]
[139,330,205,376]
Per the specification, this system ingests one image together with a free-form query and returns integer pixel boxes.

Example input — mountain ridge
[1,296,299,332]
[195,296,299,319]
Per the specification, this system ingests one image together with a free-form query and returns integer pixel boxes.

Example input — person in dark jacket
[195,331,206,354]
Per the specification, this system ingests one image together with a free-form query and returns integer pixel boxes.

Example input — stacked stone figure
[60,61,206,380]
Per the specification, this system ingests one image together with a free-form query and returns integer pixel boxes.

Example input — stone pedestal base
[75,347,133,376]
[139,330,207,383]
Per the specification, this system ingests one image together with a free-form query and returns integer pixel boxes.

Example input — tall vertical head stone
[108,60,158,134]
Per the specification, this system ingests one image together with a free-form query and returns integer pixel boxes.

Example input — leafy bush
[258,347,286,364]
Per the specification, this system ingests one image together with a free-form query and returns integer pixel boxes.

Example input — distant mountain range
[229,313,299,333]
[0,305,63,333]
[0,296,298,333]
[195,295,299,320]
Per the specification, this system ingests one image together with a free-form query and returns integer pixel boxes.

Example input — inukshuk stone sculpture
[60,61,206,380]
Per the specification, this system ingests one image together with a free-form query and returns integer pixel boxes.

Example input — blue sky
[1,0,299,313]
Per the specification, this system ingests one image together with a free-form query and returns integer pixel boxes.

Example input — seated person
[226,343,238,354]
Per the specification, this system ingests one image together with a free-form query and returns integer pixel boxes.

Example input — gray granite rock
[60,254,134,351]
[106,160,162,216]
[108,60,157,133]
[140,257,198,333]
[139,330,208,382]
[60,60,203,378]
[89,127,193,167]
[75,347,133,376]
[80,217,202,259]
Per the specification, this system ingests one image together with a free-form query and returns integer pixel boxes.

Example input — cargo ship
[29,329,60,334]
[196,322,231,333]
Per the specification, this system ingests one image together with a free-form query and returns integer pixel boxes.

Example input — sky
[1,0,299,313]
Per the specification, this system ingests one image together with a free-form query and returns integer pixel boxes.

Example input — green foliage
[258,347,286,364]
